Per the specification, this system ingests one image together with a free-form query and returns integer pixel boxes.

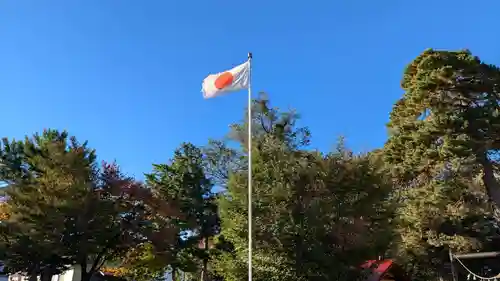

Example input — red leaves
[101,161,183,220]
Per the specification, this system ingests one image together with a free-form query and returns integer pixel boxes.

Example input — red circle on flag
[214,72,234,89]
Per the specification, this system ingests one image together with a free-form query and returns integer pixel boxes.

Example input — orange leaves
[0,203,10,221]
[100,267,130,277]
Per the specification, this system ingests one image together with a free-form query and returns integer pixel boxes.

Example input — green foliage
[141,142,219,280]
[384,49,500,280]
[119,243,166,281]
[0,130,76,277]
[6,50,500,281]
[204,93,310,187]
[386,49,500,204]
[212,97,393,281]
[0,130,181,281]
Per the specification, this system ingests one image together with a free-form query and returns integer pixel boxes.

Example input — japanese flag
[202,61,250,99]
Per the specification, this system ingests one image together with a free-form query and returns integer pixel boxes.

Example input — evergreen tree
[143,142,219,281]
[384,49,500,280]
[0,130,182,281]
[212,96,392,281]
[0,131,73,280]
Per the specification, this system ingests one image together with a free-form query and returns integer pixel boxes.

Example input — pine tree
[0,130,183,281]
[141,142,219,281]
[384,49,500,280]
[0,131,73,280]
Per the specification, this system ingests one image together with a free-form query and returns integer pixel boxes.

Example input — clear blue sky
[1,1,499,180]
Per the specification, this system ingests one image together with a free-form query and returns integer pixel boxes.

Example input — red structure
[361,260,410,281]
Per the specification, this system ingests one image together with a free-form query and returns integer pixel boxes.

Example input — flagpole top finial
[248,52,253,59]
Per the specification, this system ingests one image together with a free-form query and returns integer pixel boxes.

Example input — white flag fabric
[202,61,250,99]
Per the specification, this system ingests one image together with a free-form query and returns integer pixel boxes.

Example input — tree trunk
[28,264,39,281]
[171,267,177,281]
[40,267,55,281]
[80,271,90,281]
[480,153,500,209]
[201,236,209,281]
[80,262,92,281]
[28,272,37,281]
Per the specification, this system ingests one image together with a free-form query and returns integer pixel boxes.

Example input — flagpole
[247,52,253,281]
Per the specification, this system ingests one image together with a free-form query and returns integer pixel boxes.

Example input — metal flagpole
[247,52,253,281]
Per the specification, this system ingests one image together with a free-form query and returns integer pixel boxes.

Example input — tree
[144,142,219,281]
[106,243,166,281]
[203,93,310,187]
[384,49,500,280]
[0,130,183,281]
[212,96,393,281]
[0,131,75,280]
[385,49,500,207]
